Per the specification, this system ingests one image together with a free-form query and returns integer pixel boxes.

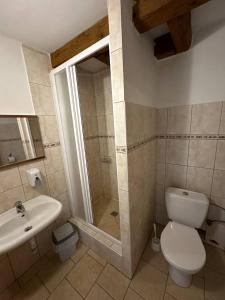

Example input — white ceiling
[0,0,224,54]
[0,0,107,53]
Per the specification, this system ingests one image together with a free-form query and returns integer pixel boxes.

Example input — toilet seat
[161,221,206,274]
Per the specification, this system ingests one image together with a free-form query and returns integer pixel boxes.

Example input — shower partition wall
[51,37,120,240]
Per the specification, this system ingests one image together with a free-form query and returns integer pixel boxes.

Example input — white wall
[121,0,157,107]
[0,33,34,115]
[156,22,225,108]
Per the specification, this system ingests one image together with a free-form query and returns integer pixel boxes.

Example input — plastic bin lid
[52,223,76,244]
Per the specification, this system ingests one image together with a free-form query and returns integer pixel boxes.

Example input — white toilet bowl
[161,221,206,287]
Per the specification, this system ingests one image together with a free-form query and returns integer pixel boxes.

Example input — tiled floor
[93,201,120,240]
[1,239,225,300]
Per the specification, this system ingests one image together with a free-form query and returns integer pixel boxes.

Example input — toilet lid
[161,222,206,273]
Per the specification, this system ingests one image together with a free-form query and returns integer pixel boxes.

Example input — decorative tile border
[85,135,115,141]
[116,136,157,154]
[157,134,225,140]
[43,142,60,149]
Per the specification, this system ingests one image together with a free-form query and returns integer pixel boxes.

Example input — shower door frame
[51,36,110,225]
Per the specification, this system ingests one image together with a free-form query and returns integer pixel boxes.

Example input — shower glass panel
[76,47,120,240]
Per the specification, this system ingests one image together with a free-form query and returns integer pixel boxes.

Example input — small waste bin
[52,223,79,261]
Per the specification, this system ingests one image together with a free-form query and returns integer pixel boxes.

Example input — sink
[0,195,62,255]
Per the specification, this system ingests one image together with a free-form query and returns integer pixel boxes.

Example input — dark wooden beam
[133,0,210,33]
[167,12,192,52]
[154,33,176,59]
[51,16,109,68]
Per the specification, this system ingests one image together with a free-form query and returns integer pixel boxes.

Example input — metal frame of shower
[50,36,110,224]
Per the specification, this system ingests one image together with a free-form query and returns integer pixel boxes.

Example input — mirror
[0,116,45,168]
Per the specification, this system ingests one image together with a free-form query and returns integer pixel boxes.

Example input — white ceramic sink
[0,195,62,254]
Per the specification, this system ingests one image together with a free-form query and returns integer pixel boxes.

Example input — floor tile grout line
[163,274,169,300]
[128,286,146,300]
[64,277,84,299]
[82,262,107,299]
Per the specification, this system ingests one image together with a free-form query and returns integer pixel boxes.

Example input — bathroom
[0,0,225,299]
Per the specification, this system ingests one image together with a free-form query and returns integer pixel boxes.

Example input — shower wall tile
[156,101,225,224]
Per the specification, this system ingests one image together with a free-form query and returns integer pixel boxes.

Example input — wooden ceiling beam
[51,16,109,68]
[133,0,210,33]
[167,12,192,53]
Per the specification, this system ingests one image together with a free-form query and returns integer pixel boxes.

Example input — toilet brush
[151,223,161,252]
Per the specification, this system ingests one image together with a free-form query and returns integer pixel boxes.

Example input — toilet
[160,187,209,287]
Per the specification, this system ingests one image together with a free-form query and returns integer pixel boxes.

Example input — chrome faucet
[15,201,25,217]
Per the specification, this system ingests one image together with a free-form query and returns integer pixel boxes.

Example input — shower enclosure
[51,37,120,240]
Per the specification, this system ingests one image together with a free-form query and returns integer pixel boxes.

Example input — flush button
[183,191,189,196]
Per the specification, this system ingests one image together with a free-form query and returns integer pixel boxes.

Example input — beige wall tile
[47,170,67,197]
[219,102,225,134]
[156,163,166,185]
[23,175,50,200]
[215,140,225,170]
[205,244,225,276]
[167,105,191,134]
[30,83,55,116]
[188,140,217,168]
[166,164,187,189]
[186,167,213,196]
[166,140,189,165]
[23,46,51,86]
[44,145,64,175]
[98,264,130,300]
[9,242,40,278]
[0,168,21,193]
[0,256,15,293]
[211,169,225,204]
[0,186,25,213]
[156,184,167,225]
[126,102,144,145]
[116,153,128,191]
[110,48,124,103]
[157,108,167,135]
[156,139,166,163]
[191,102,222,134]
[108,0,122,52]
[114,102,127,146]
[39,116,59,144]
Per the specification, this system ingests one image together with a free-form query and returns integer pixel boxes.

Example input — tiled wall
[126,102,156,271]
[0,47,70,294]
[77,68,119,214]
[156,102,225,225]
